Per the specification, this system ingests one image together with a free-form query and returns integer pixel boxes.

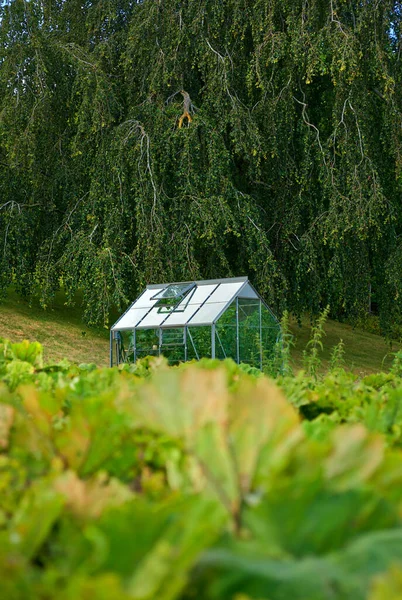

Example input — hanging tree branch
[178,90,193,128]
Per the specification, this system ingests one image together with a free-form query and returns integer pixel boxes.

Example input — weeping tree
[0,0,401,329]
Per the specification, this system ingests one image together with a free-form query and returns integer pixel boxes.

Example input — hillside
[0,290,398,374]
[289,317,399,375]
[0,290,110,366]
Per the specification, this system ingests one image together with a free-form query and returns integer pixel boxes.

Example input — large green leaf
[192,529,402,600]
[127,495,227,600]
[10,341,43,368]
[0,477,64,560]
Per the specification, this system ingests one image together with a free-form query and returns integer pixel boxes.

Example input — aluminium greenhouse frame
[110,276,281,370]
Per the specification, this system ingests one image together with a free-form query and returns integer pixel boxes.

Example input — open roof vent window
[151,283,196,313]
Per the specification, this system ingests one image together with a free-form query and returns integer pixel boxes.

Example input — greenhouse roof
[111,276,262,331]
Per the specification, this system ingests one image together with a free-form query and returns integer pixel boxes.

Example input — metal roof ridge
[146,276,248,289]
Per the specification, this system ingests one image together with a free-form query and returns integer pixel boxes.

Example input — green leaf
[3,478,64,560]
[11,341,43,368]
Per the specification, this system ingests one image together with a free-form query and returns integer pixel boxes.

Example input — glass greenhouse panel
[261,327,281,353]
[261,326,281,371]
[162,303,202,326]
[161,345,186,365]
[215,300,237,360]
[239,327,262,366]
[135,328,159,359]
[187,327,211,360]
[237,285,259,299]
[216,300,237,325]
[114,330,135,363]
[238,299,261,367]
[112,307,150,330]
[238,298,260,318]
[184,284,218,305]
[158,329,186,365]
[162,328,185,345]
[137,307,169,328]
[208,282,245,303]
[261,304,279,328]
[215,324,236,360]
[134,287,165,308]
[188,302,227,325]
[161,337,186,365]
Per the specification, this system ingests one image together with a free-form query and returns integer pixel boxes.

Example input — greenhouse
[110,276,281,370]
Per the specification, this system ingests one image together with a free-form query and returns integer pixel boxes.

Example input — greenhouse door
[160,328,186,365]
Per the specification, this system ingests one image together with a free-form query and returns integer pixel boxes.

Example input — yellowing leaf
[53,471,132,519]
[230,377,302,493]
[11,340,43,368]
[0,404,14,450]
[325,425,384,489]
[369,565,402,600]
[135,367,229,442]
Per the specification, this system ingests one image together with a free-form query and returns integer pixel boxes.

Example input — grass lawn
[289,317,398,375]
[0,289,110,366]
[0,290,399,374]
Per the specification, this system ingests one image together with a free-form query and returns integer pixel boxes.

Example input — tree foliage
[0,0,401,325]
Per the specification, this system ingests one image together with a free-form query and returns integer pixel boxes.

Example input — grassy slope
[289,318,398,375]
[0,290,398,373]
[0,290,110,366]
